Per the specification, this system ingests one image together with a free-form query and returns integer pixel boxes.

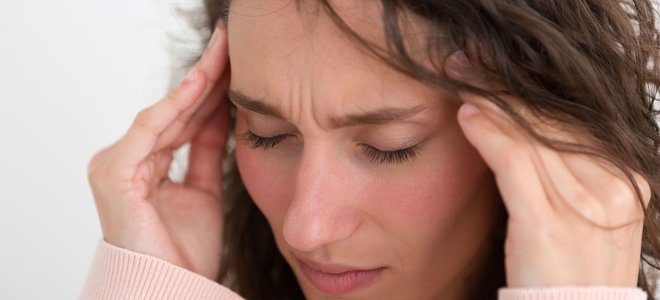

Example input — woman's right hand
[87,22,231,280]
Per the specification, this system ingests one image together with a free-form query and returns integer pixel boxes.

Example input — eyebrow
[227,89,428,128]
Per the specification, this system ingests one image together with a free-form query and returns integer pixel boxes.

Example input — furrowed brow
[228,89,428,127]
[330,105,428,128]
[227,90,284,119]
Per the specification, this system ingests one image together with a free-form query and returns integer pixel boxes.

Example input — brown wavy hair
[179,0,660,299]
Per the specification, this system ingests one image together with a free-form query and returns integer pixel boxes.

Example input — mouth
[297,258,386,295]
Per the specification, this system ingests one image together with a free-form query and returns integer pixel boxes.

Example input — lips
[297,258,386,295]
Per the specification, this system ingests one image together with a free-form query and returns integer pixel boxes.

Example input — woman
[80,0,660,299]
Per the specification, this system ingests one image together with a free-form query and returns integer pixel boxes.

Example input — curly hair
[181,0,660,299]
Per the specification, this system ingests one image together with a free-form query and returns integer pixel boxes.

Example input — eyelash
[360,144,419,164]
[239,131,419,164]
[239,131,291,150]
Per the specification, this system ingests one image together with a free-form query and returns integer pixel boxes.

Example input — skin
[229,1,499,299]
[87,0,652,299]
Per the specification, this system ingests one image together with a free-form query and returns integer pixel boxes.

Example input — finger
[154,22,229,151]
[116,69,208,169]
[171,71,230,149]
[457,100,550,220]
[456,90,631,226]
[525,130,648,228]
[147,150,174,191]
[445,49,527,133]
[446,48,581,151]
[562,153,651,207]
[184,98,231,198]
[454,66,650,221]
[528,142,600,222]
[198,21,229,84]
[179,21,228,117]
[559,151,650,220]
[154,73,228,151]
[527,130,646,285]
[632,172,652,209]
[114,22,227,168]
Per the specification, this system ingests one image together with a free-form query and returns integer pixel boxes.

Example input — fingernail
[203,26,223,57]
[208,29,220,49]
[450,51,471,69]
[183,68,198,84]
[459,103,481,118]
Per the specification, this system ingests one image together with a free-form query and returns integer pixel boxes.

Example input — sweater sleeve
[79,239,245,300]
[498,286,648,300]
[80,239,650,300]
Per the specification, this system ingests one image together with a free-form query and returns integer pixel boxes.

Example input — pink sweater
[79,240,648,300]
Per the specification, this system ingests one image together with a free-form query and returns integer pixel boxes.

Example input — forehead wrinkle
[229,1,293,17]
[229,0,446,130]
[330,104,429,129]
[229,88,432,129]
[227,90,282,118]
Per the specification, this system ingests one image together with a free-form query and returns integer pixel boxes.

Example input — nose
[282,143,361,252]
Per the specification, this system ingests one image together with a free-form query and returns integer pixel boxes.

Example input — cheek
[364,127,490,241]
[234,124,295,227]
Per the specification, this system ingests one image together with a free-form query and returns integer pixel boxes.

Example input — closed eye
[359,144,419,164]
[238,131,292,150]
[239,130,420,164]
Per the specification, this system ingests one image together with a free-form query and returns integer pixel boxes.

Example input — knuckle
[87,164,107,199]
[559,185,605,222]
[633,173,652,207]
[605,178,636,210]
[134,108,154,127]
[567,186,593,204]
[500,145,528,170]
[132,108,162,139]
[87,149,107,183]
[87,146,122,186]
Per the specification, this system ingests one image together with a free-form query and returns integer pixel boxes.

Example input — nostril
[282,211,326,252]
[282,203,362,253]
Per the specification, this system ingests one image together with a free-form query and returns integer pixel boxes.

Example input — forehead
[227,0,384,66]
[227,0,448,112]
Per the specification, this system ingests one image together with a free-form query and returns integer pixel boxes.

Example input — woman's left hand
[444,50,651,287]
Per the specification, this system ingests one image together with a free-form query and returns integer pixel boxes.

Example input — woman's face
[228,1,500,299]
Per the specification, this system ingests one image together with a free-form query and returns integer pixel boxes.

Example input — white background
[0,0,203,298]
[0,1,659,299]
